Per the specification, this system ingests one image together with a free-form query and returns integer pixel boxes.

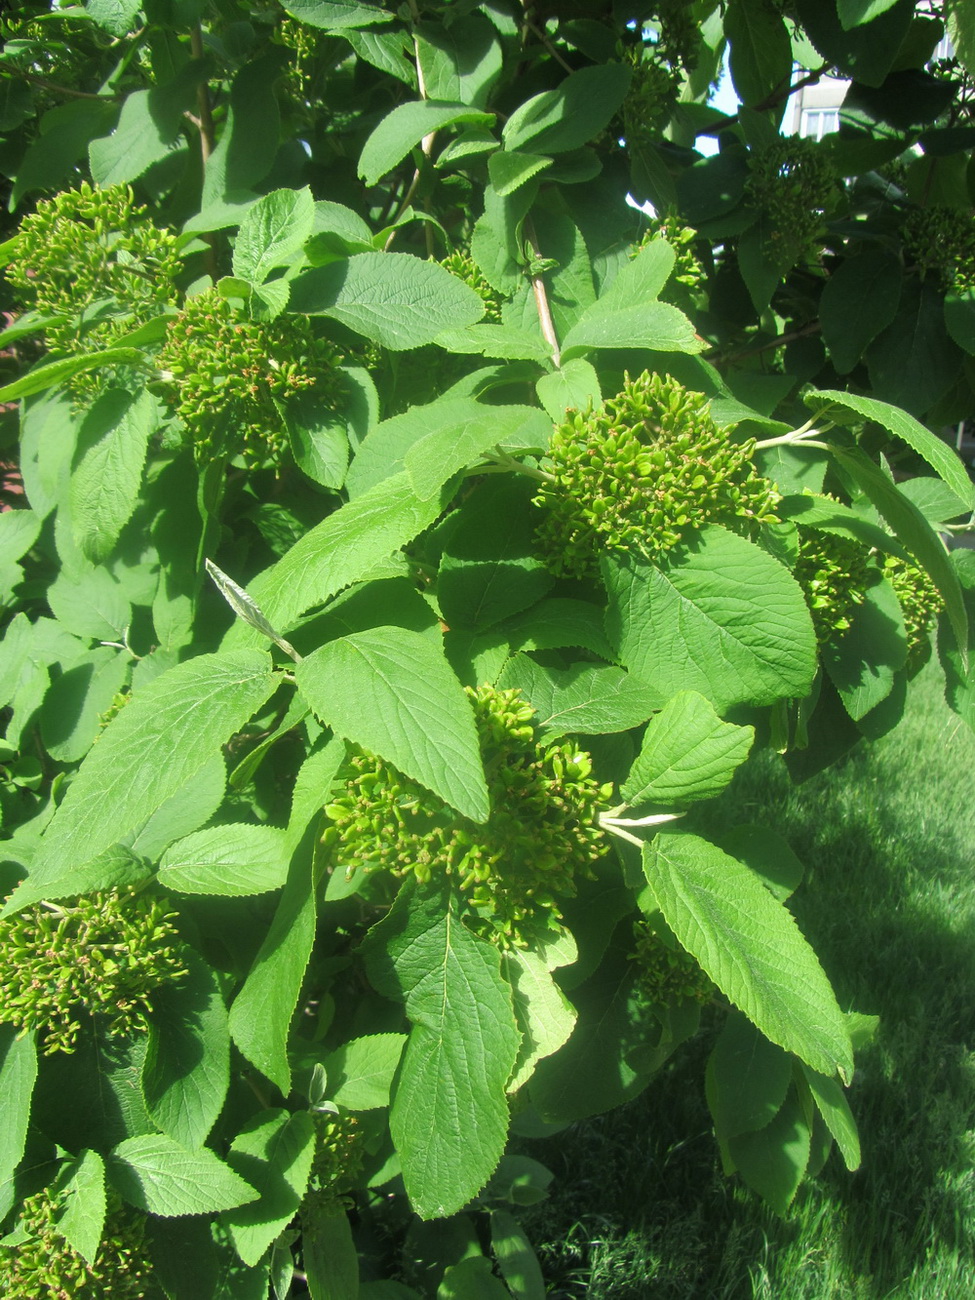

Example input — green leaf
[125,753,228,864]
[705,1011,793,1140]
[361,882,521,1219]
[143,950,231,1150]
[800,1064,861,1170]
[592,238,676,313]
[286,735,347,854]
[6,844,151,915]
[830,446,969,657]
[232,187,315,284]
[501,933,577,1093]
[435,323,551,361]
[358,102,494,186]
[158,824,291,896]
[490,1209,547,1300]
[865,280,961,416]
[0,1026,37,1196]
[807,388,975,509]
[322,1034,407,1110]
[107,1135,258,1217]
[837,0,901,26]
[604,526,818,714]
[561,299,702,358]
[303,1201,359,1300]
[503,597,615,661]
[487,149,552,196]
[621,691,754,808]
[89,66,203,186]
[416,13,501,107]
[503,63,632,155]
[643,834,854,1080]
[296,626,488,822]
[46,565,131,641]
[404,403,549,501]
[944,288,975,353]
[438,477,554,632]
[343,26,416,85]
[726,0,793,106]
[796,0,915,87]
[777,493,907,556]
[536,357,600,421]
[283,393,349,490]
[292,252,484,349]
[4,650,276,914]
[229,471,445,642]
[726,1088,811,1215]
[280,0,392,29]
[201,56,280,205]
[715,825,804,903]
[819,251,902,374]
[85,0,141,35]
[40,646,129,765]
[70,387,158,563]
[0,349,144,404]
[823,577,907,721]
[11,99,118,208]
[497,657,661,739]
[56,1150,106,1266]
[438,1256,511,1299]
[229,847,320,1096]
[948,0,975,76]
[0,508,40,565]
[221,1109,316,1268]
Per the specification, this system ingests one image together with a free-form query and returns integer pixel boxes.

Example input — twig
[386,0,437,250]
[705,65,829,136]
[0,68,119,101]
[707,319,821,364]
[189,23,218,280]
[525,18,574,74]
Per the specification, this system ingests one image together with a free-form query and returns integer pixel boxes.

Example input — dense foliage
[0,0,974,1295]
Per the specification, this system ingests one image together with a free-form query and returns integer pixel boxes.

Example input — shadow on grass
[519,666,975,1299]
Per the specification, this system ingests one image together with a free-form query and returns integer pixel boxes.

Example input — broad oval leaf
[502,63,632,155]
[361,883,521,1219]
[726,1088,811,1215]
[158,824,291,896]
[221,1109,316,1268]
[70,387,158,563]
[359,101,494,186]
[295,626,489,822]
[232,187,315,284]
[643,833,854,1080]
[604,526,817,714]
[705,1011,792,1141]
[0,1026,37,1193]
[108,1135,259,1217]
[621,691,754,807]
[57,1149,107,1266]
[561,300,702,357]
[497,657,662,738]
[290,252,485,349]
[322,1033,408,1110]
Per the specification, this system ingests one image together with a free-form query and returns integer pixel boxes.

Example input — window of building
[800,108,840,140]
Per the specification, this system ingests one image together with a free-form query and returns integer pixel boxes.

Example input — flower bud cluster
[322,685,613,945]
[745,139,837,262]
[7,182,180,358]
[440,248,505,323]
[533,372,780,580]
[0,1186,157,1300]
[632,216,706,308]
[901,206,975,292]
[882,554,944,665]
[157,289,344,464]
[793,527,879,646]
[0,887,189,1054]
[631,919,713,1006]
[310,1111,364,1201]
[623,49,681,143]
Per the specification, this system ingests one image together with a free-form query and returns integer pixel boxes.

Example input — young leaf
[232,187,315,285]
[295,626,489,822]
[107,1135,259,1217]
[70,387,158,563]
[536,357,601,421]
[158,823,291,896]
[621,691,754,807]
[290,252,485,349]
[799,1063,861,1170]
[604,527,817,714]
[56,1150,107,1266]
[142,950,231,1150]
[643,834,854,1081]
[221,1109,316,1268]
[322,1034,408,1110]
[4,650,277,913]
[361,882,521,1219]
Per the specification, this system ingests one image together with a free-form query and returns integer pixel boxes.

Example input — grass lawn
[521,659,975,1299]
